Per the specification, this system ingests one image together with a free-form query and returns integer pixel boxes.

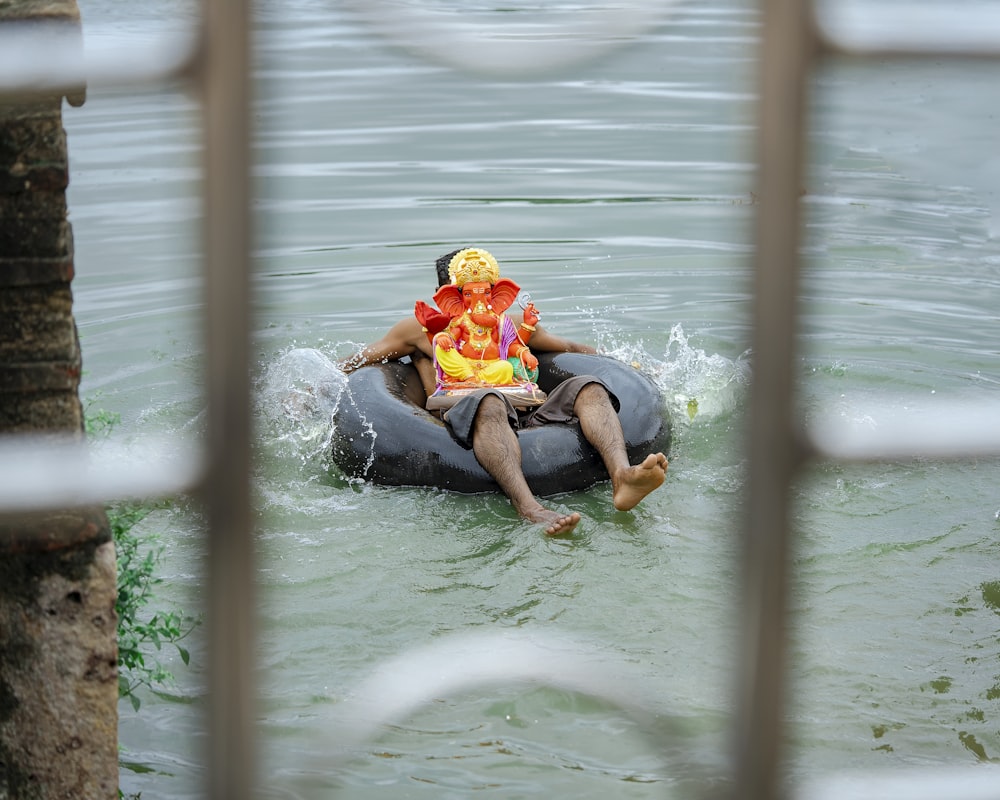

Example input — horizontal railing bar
[0,437,204,514]
[796,765,1000,800]
[806,401,1000,462]
[815,7,1000,60]
[330,631,672,757]
[347,0,675,77]
[0,25,198,95]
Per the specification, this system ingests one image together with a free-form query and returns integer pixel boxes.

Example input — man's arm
[338,317,431,373]
[528,324,597,355]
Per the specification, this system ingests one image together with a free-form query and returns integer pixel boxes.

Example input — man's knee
[575,381,612,411]
[475,393,510,425]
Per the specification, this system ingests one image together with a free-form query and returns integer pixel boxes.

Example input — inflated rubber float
[330,352,672,497]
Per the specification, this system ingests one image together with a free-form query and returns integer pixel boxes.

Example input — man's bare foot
[612,453,668,511]
[522,506,582,537]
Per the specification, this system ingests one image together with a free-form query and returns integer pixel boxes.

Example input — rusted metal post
[732,1,815,798]
[200,0,257,795]
[0,2,118,798]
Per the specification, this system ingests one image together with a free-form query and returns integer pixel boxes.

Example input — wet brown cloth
[441,375,620,449]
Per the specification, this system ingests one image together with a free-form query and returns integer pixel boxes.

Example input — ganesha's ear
[490,277,521,313]
[432,285,465,317]
[415,300,450,334]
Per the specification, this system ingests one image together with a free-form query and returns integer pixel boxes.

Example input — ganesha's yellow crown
[448,248,500,287]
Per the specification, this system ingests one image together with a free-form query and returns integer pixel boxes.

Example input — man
[339,248,667,536]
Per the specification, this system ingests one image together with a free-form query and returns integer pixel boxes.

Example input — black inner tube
[331,352,672,496]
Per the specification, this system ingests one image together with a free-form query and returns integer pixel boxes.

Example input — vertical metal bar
[733,1,815,798]
[201,0,255,795]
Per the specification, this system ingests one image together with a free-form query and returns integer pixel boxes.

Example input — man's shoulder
[388,315,423,338]
[389,315,436,355]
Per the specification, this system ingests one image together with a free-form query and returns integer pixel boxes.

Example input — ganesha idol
[414,248,544,404]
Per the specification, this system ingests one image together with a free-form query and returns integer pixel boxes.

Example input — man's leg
[471,394,580,536]
[573,383,668,511]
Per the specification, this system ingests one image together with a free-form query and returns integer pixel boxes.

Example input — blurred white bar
[348,0,677,77]
[815,5,1000,59]
[0,436,204,513]
[330,631,667,754]
[797,766,1000,800]
[808,401,1000,461]
[0,24,197,93]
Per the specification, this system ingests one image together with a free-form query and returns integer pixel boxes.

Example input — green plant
[83,401,121,439]
[112,500,197,711]
[85,401,198,711]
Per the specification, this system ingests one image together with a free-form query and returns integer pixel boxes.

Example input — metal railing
[737,4,1000,798]
[1,1,999,798]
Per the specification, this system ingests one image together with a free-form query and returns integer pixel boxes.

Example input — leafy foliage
[112,501,197,711]
[86,401,198,712]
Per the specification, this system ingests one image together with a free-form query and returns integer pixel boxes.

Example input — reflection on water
[60,0,1000,796]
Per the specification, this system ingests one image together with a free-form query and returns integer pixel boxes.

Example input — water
[62,0,1000,796]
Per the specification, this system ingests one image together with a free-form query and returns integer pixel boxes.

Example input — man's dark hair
[435,248,466,287]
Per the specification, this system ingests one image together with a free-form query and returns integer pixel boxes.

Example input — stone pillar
[0,517,118,799]
[0,1,119,798]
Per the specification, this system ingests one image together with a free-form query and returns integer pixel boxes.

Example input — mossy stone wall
[0,2,119,797]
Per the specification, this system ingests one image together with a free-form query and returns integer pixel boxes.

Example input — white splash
[605,324,751,426]
[256,327,749,481]
[256,347,347,467]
